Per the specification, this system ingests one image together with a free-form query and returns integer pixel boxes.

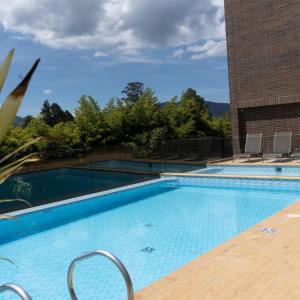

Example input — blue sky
[0,0,229,116]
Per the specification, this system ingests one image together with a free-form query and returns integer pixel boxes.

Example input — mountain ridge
[205,101,230,117]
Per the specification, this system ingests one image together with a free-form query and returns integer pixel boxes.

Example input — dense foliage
[0,84,230,159]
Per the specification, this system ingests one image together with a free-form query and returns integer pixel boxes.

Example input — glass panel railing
[5,133,299,214]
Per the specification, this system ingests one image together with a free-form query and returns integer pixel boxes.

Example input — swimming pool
[82,159,203,173]
[194,164,300,177]
[0,168,156,213]
[1,176,300,299]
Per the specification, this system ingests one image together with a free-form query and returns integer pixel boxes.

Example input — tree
[41,100,74,126]
[210,114,231,137]
[64,110,74,122]
[74,95,109,147]
[127,88,161,135]
[74,95,101,125]
[0,85,233,161]
[176,88,213,137]
[22,115,34,128]
[47,122,82,157]
[41,100,52,126]
[102,97,126,144]
[50,102,73,124]
[122,82,144,103]
[179,88,210,120]
[160,97,179,138]
[25,118,50,137]
[124,88,166,155]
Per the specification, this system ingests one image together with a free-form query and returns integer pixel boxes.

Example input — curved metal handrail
[67,250,134,300]
[0,283,32,300]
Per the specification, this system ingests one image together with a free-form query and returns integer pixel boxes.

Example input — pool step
[0,283,32,299]
[67,250,134,300]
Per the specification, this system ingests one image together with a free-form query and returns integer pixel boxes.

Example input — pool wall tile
[0,178,177,245]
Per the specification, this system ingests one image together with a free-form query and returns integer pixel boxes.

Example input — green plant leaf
[0,136,45,165]
[0,198,31,207]
[0,153,40,184]
[0,49,14,93]
[0,58,40,145]
[0,198,31,221]
[0,215,16,220]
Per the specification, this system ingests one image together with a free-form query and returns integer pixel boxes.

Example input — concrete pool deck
[136,199,300,300]
[210,158,300,166]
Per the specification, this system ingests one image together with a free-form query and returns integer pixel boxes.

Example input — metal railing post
[67,250,134,300]
[0,283,32,300]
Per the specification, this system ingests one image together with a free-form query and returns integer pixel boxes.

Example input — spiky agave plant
[0,50,41,219]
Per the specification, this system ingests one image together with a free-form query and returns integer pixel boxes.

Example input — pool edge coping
[8,177,176,217]
[162,172,300,180]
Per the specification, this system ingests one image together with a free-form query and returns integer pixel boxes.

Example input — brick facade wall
[224,0,300,153]
[238,104,300,153]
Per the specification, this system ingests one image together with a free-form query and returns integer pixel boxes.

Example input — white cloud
[172,49,185,59]
[0,0,226,60]
[187,40,227,60]
[43,89,52,95]
[94,51,109,58]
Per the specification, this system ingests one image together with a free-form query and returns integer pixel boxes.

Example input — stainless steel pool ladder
[0,283,32,300]
[67,250,134,300]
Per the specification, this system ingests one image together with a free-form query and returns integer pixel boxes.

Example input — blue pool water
[83,159,203,173]
[0,168,156,213]
[1,177,300,299]
[195,164,300,177]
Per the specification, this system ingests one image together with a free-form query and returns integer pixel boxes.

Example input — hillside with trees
[0,84,230,159]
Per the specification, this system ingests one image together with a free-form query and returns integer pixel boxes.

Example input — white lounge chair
[263,132,292,161]
[233,133,262,162]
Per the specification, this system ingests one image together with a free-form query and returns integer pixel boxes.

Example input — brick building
[224,0,300,153]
